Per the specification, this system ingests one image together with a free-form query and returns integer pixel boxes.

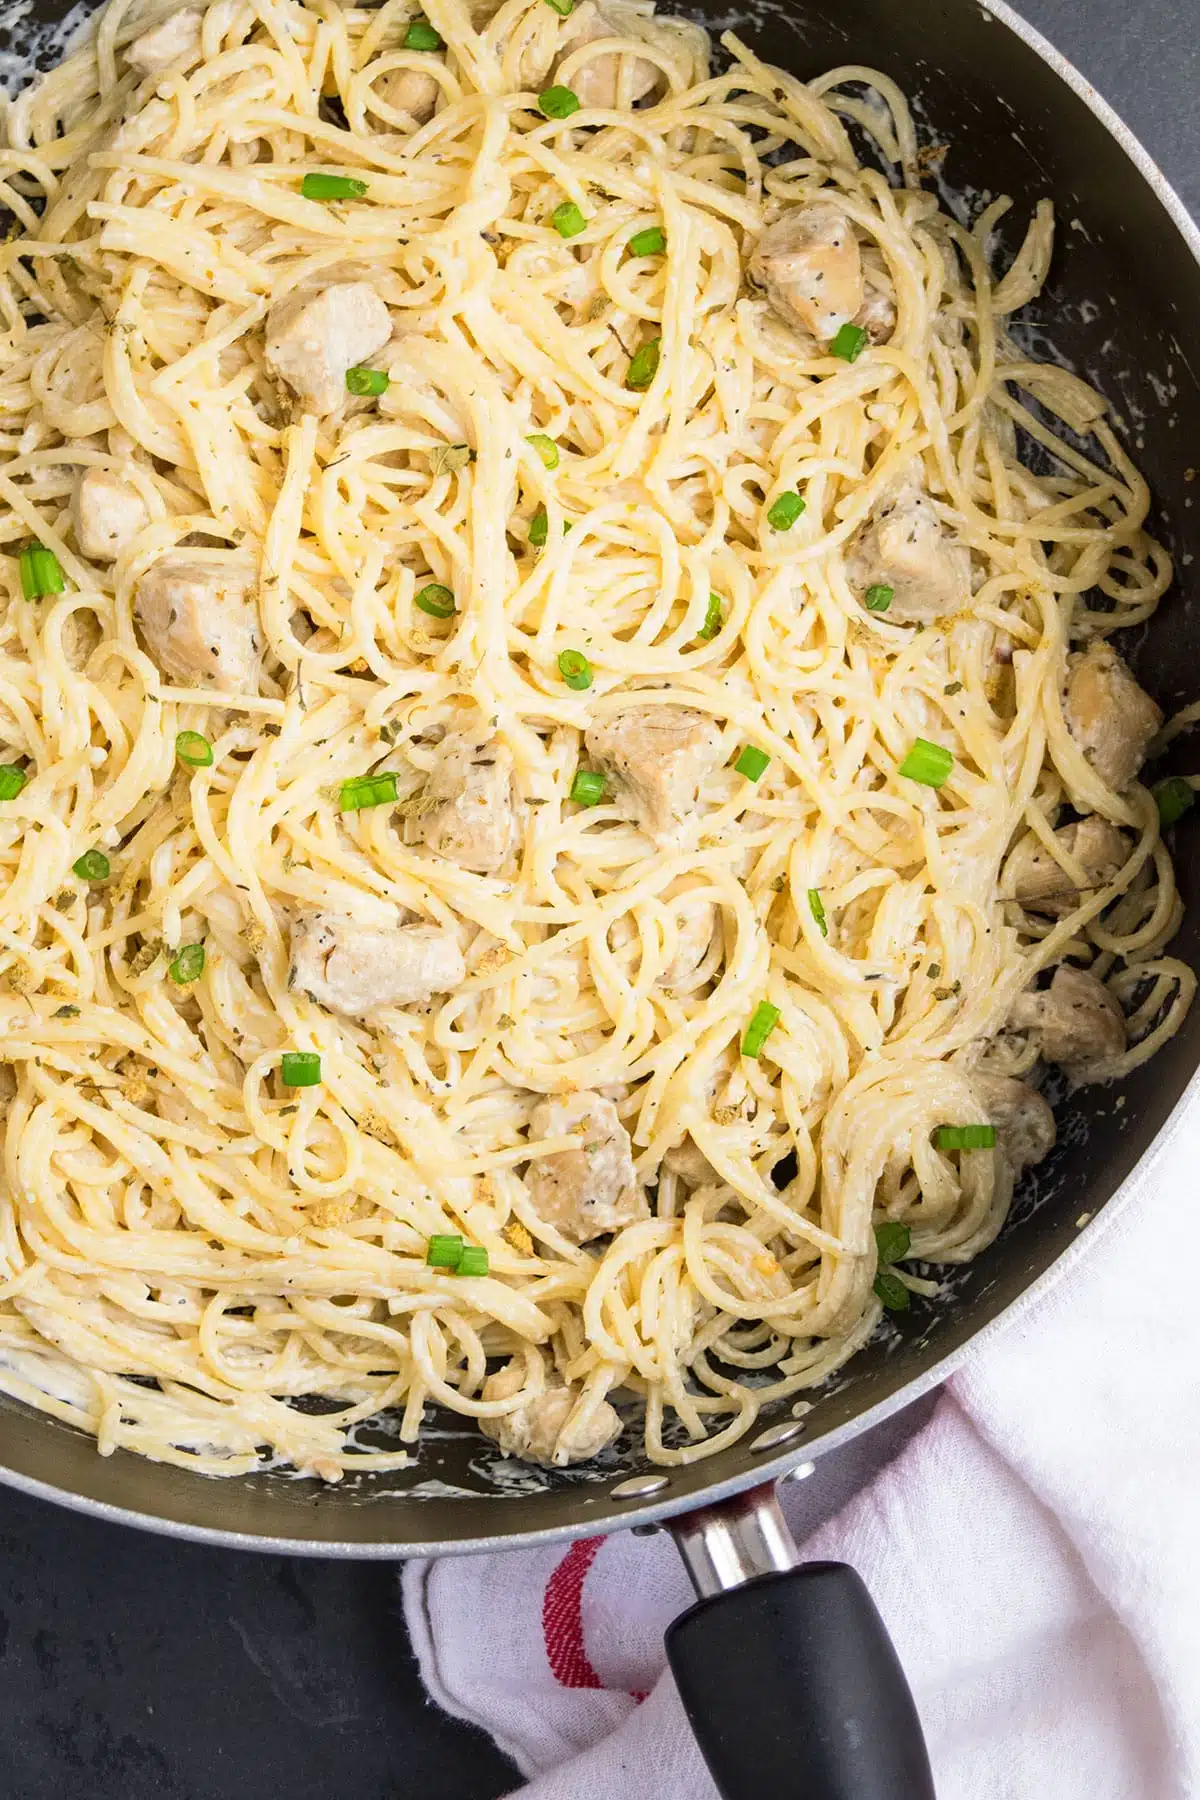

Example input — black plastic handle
[665,1561,935,1800]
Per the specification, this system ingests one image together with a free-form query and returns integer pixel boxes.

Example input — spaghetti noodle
[0,0,1189,1479]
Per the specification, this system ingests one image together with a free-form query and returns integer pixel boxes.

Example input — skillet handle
[665,1482,935,1800]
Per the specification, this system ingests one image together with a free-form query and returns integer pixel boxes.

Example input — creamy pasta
[0,0,1190,1481]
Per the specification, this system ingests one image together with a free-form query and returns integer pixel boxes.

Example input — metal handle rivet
[750,1418,808,1454]
[610,1472,670,1500]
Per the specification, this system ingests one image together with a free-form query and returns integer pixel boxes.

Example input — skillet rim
[0,0,1197,1556]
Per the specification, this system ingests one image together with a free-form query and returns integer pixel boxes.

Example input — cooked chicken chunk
[551,1,707,108]
[417,734,516,874]
[1006,816,1129,916]
[289,914,465,1018]
[660,894,717,987]
[749,203,865,343]
[662,1136,721,1188]
[584,707,722,846]
[846,478,971,623]
[264,280,392,416]
[1064,643,1162,791]
[557,0,660,107]
[969,1072,1056,1176]
[73,468,148,562]
[377,66,439,123]
[857,282,897,344]
[134,557,260,691]
[479,1358,621,1466]
[127,7,203,76]
[526,1091,647,1244]
[1010,965,1127,1071]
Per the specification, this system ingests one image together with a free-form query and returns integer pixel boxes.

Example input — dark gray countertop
[1034,0,1199,221]
[2,4,1196,1795]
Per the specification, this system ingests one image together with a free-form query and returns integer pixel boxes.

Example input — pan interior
[1,0,1198,1550]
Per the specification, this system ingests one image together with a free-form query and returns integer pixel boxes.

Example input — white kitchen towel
[402,1080,1200,1800]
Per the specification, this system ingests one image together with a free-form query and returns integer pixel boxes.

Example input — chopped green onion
[552,200,586,239]
[542,0,574,14]
[767,490,805,531]
[570,768,606,806]
[37,546,67,594]
[529,505,549,547]
[300,172,368,201]
[741,999,780,1059]
[169,943,206,986]
[426,1233,464,1268]
[874,1220,911,1265]
[526,433,559,470]
[1155,776,1195,828]
[339,771,399,811]
[538,84,580,118]
[698,591,723,641]
[73,848,109,883]
[414,582,456,618]
[628,225,666,257]
[558,648,593,691]
[933,1123,997,1151]
[404,17,443,48]
[626,337,661,390]
[808,888,827,937]
[830,322,869,362]
[281,1051,321,1087]
[346,365,389,397]
[456,1245,489,1277]
[17,547,38,601]
[18,542,65,600]
[864,584,893,613]
[0,764,25,801]
[874,1268,910,1312]
[175,730,213,768]
[735,745,770,781]
[898,737,954,788]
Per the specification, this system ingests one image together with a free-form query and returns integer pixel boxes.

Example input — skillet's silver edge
[2,0,1199,1558]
